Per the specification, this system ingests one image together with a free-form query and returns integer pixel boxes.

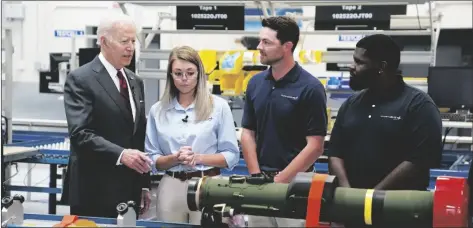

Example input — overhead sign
[339,35,366,42]
[176,5,245,30]
[54,30,85,37]
[314,5,407,30]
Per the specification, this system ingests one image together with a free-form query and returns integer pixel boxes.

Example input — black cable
[208,64,219,76]
[1,115,7,196]
[442,127,452,151]
[256,1,263,22]
[1,116,8,138]
[415,0,422,30]
[3,163,19,184]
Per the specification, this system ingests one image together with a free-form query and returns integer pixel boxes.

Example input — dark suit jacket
[61,56,150,217]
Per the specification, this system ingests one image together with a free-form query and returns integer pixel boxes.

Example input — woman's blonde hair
[158,46,213,122]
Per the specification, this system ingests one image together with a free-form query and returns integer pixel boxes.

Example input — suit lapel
[91,57,133,124]
[124,68,142,134]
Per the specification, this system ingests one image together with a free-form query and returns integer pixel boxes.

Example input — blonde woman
[144,46,240,224]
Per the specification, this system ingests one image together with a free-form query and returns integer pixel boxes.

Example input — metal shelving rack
[2,29,14,146]
[2,27,14,197]
[118,0,441,83]
[135,49,435,80]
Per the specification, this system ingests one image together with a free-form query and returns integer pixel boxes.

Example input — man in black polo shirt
[328,34,442,223]
[241,16,327,227]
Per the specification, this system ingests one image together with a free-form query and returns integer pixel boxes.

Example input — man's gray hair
[96,11,136,45]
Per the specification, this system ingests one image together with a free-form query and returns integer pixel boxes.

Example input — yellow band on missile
[364,189,374,225]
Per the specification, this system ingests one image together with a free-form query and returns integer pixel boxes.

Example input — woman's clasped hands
[176,146,200,167]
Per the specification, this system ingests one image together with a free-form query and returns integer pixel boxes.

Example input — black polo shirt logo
[380,115,402,120]
[281,94,298,100]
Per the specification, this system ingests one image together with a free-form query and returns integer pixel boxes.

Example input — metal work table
[2,147,39,163]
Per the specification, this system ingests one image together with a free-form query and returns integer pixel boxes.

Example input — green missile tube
[331,187,433,226]
[187,173,435,226]
[188,175,292,218]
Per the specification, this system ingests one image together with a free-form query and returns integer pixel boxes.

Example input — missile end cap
[433,176,469,227]
[187,177,201,211]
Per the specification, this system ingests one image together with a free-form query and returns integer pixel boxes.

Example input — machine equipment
[1,195,25,226]
[116,201,137,227]
[187,173,470,227]
[428,66,473,120]
[39,53,74,94]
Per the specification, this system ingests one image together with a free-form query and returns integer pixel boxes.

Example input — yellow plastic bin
[198,50,217,74]
[219,51,244,96]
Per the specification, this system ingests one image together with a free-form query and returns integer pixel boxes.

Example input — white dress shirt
[98,53,136,121]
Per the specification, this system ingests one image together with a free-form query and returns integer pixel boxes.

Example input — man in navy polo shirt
[241,16,328,227]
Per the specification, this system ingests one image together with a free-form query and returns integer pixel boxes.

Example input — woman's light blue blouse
[145,95,240,173]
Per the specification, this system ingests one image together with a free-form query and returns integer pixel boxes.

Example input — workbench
[2,146,39,163]
[5,213,198,227]
[1,146,40,199]
[2,136,68,215]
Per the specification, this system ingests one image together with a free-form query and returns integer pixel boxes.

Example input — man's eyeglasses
[171,71,197,79]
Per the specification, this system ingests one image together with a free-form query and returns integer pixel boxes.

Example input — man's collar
[265,62,301,83]
[367,75,405,101]
[98,52,125,74]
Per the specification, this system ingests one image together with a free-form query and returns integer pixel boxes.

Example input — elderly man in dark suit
[62,12,152,218]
